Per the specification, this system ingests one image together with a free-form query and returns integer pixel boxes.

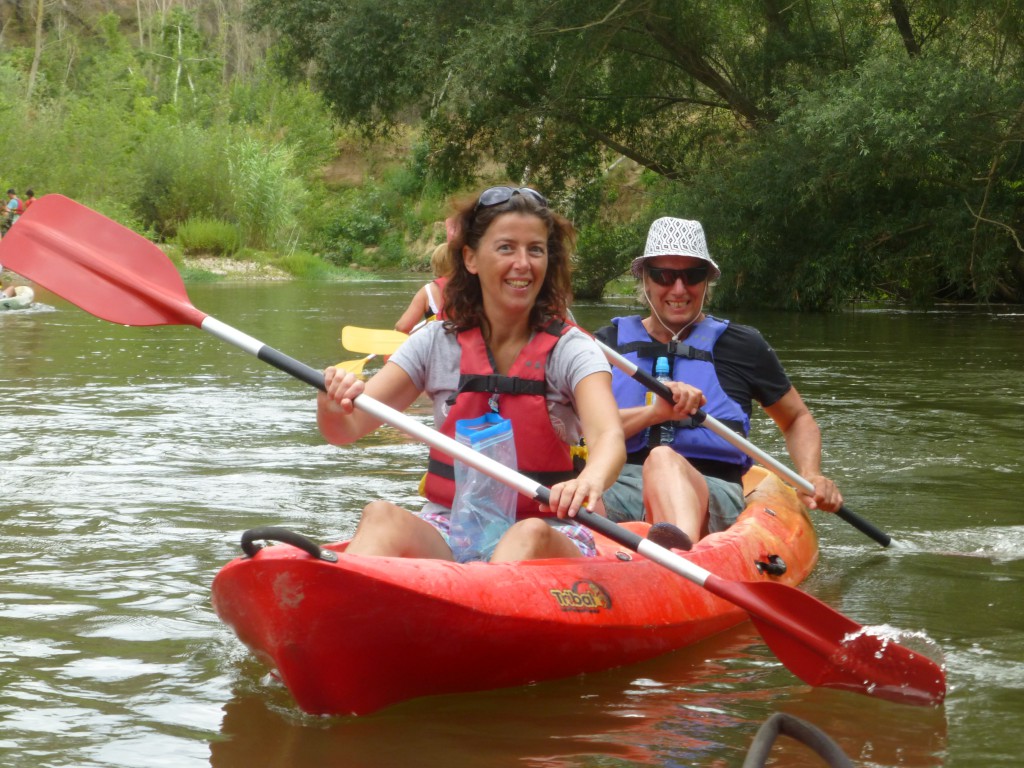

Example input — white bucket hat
[630,217,721,282]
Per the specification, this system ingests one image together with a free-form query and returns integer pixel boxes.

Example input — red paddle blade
[0,195,205,327]
[709,577,946,706]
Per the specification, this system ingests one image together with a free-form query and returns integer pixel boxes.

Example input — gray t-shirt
[390,321,611,445]
[389,321,610,514]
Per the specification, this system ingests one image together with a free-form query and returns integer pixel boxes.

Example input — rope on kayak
[742,713,853,768]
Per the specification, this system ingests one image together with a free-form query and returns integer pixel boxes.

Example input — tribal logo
[549,580,612,613]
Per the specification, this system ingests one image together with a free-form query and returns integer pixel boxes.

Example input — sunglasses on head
[474,186,548,212]
[646,264,710,287]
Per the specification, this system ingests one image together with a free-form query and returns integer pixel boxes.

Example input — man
[595,217,843,547]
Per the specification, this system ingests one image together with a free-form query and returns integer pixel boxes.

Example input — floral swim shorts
[416,511,597,559]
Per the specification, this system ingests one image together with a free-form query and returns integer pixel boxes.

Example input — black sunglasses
[474,186,548,212]
[646,265,710,287]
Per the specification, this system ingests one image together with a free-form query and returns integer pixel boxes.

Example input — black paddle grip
[836,505,891,547]
[258,346,327,391]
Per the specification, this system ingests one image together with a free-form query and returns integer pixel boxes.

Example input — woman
[393,240,452,333]
[319,186,625,562]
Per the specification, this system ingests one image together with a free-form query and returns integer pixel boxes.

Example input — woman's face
[463,212,549,322]
[643,255,708,331]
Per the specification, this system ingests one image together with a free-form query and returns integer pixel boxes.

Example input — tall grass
[229,137,306,250]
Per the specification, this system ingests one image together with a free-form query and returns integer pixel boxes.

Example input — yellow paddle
[340,325,411,355]
[334,354,377,375]
[337,321,430,375]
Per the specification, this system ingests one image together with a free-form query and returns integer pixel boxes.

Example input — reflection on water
[211,625,948,768]
[1,282,1021,767]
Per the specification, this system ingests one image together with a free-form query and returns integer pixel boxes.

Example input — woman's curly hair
[441,189,575,334]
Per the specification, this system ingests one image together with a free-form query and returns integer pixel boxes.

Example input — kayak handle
[240,526,339,562]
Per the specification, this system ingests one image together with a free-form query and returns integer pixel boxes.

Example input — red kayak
[211,467,818,716]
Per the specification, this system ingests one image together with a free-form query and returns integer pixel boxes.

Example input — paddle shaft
[598,342,892,547]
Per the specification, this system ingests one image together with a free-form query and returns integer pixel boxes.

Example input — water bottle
[654,356,675,445]
[449,414,518,563]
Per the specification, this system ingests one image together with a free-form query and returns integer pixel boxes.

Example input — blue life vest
[609,315,752,471]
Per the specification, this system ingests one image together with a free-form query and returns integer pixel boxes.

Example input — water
[1,279,1021,767]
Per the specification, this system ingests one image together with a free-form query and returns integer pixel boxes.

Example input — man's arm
[764,386,843,512]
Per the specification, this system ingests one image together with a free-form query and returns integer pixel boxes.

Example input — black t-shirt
[595,317,793,416]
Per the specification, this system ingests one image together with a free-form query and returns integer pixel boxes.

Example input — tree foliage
[0,7,338,250]
[251,0,1024,305]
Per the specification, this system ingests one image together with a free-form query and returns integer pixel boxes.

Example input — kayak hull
[211,468,817,715]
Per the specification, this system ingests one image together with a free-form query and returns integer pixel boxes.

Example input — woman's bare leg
[345,501,454,559]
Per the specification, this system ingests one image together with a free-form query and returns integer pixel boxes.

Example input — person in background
[2,188,22,233]
[394,239,453,334]
[22,189,35,214]
[319,186,625,562]
[595,217,843,548]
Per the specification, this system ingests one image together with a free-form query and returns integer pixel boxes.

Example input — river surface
[1,278,1021,767]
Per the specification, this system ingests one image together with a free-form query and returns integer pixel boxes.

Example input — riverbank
[181,256,292,281]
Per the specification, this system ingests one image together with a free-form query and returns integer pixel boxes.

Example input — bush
[573,221,645,299]
[174,218,242,255]
[273,249,337,278]
[654,54,1024,308]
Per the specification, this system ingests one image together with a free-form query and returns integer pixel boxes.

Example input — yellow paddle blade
[335,355,374,375]
[341,326,409,355]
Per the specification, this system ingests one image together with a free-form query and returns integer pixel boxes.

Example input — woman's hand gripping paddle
[342,326,894,547]
[0,194,945,707]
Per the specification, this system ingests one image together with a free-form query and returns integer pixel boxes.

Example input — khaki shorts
[603,463,746,533]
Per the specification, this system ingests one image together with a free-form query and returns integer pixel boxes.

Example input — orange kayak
[211,467,817,716]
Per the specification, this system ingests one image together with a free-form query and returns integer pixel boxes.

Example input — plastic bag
[449,413,518,563]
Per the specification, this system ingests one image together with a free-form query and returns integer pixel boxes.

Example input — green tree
[251,0,1024,304]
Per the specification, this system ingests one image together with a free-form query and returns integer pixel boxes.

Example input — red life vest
[423,320,577,518]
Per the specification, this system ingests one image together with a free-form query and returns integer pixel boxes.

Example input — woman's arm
[317,361,422,445]
[545,371,625,518]
[394,285,430,334]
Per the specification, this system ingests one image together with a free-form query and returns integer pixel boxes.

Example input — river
[1,279,1021,767]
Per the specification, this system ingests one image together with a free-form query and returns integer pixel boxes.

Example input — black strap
[617,339,713,363]
[646,416,744,448]
[454,373,547,397]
